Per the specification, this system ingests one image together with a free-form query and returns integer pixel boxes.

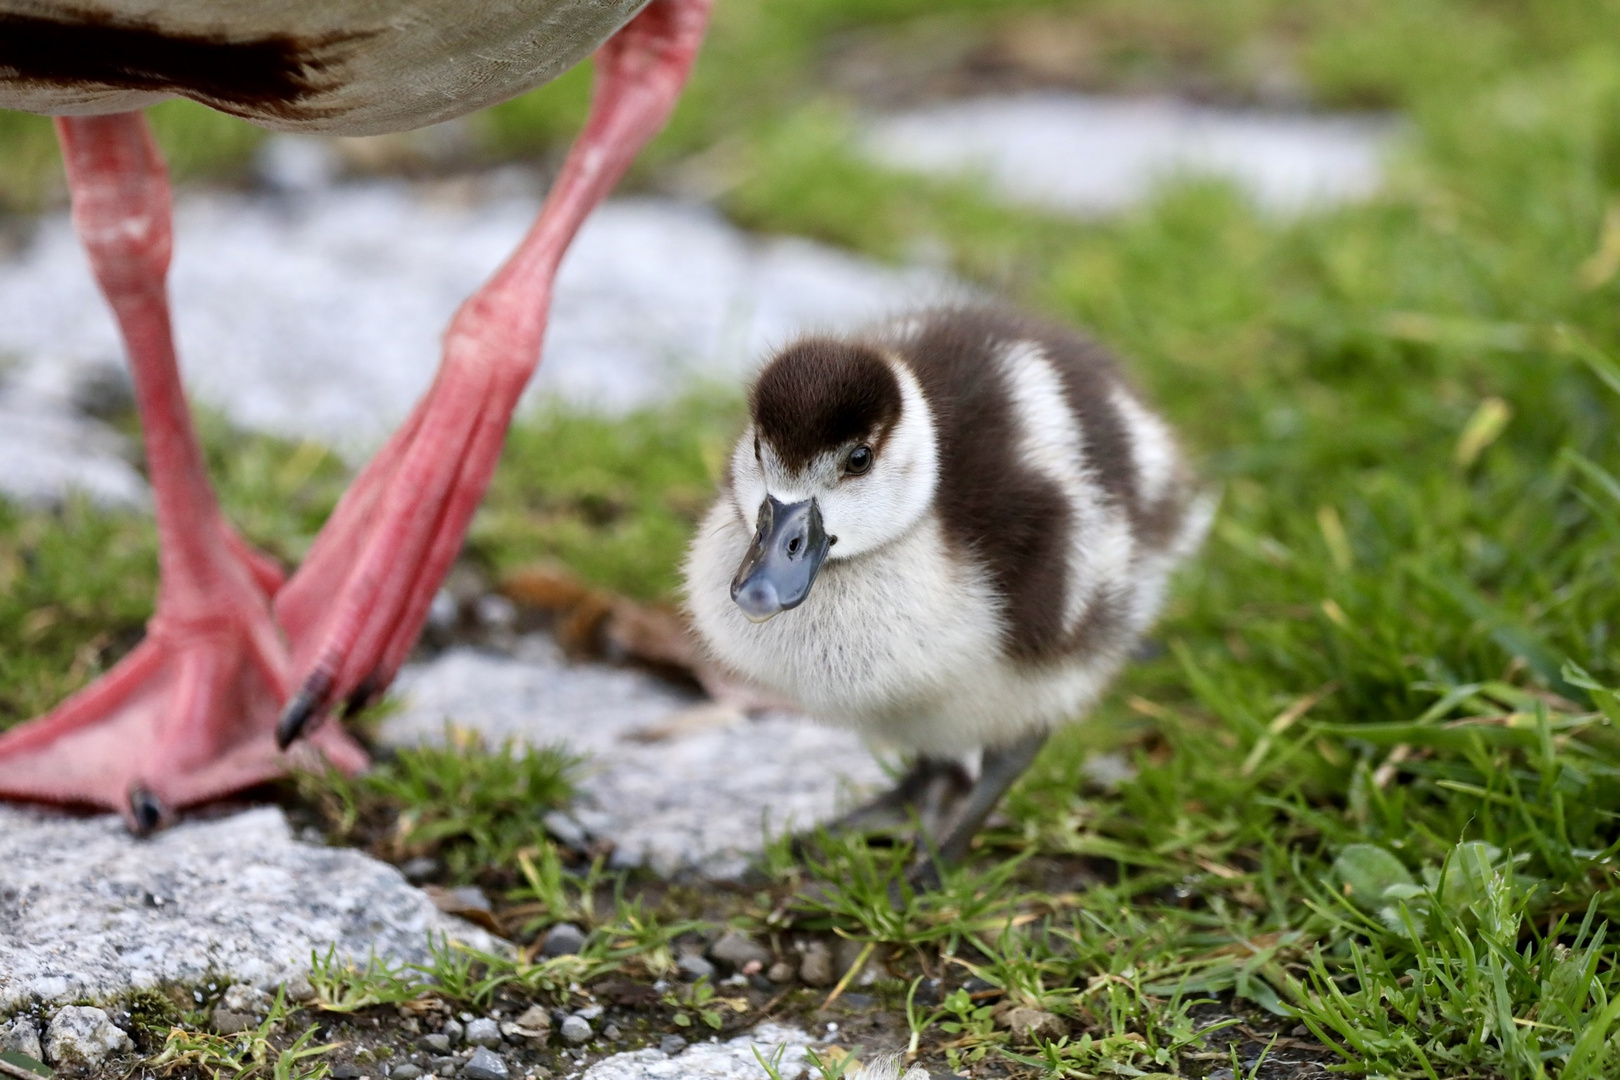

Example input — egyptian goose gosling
[685,306,1210,879]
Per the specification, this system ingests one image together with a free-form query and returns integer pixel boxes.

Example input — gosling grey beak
[731,495,830,622]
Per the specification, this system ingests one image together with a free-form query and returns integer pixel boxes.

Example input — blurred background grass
[6,1,1620,1073]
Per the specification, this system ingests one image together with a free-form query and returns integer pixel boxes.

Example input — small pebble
[559,1016,592,1045]
[44,1006,134,1073]
[659,1035,687,1056]
[283,973,317,1003]
[393,1067,424,1080]
[0,1018,43,1060]
[443,1019,465,1047]
[211,1008,258,1036]
[221,984,272,1016]
[461,1047,510,1080]
[676,954,715,981]
[707,930,772,973]
[463,1018,501,1049]
[513,1005,551,1030]
[475,594,517,630]
[799,942,834,988]
[835,938,875,985]
[998,1006,1066,1043]
[542,811,589,851]
[602,1024,621,1042]
[575,1005,603,1022]
[401,856,442,883]
[446,886,493,913]
[541,923,586,957]
[430,1056,460,1075]
[421,1034,452,1054]
[332,1065,362,1080]
[765,961,795,984]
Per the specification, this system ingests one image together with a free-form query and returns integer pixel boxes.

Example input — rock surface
[0,182,945,503]
[863,93,1396,216]
[0,359,148,509]
[580,1024,811,1080]
[0,804,499,1009]
[384,639,890,879]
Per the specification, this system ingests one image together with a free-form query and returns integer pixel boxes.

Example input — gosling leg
[910,730,1049,889]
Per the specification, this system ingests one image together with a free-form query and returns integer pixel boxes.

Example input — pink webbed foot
[274,0,714,745]
[0,545,364,831]
[0,114,364,829]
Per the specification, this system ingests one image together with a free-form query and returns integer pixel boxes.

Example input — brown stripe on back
[888,309,1075,660]
[928,306,1192,552]
[751,338,902,472]
[0,9,364,119]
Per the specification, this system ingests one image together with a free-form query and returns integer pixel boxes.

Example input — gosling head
[728,337,938,622]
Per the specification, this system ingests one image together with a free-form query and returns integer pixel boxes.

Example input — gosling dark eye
[844,445,873,476]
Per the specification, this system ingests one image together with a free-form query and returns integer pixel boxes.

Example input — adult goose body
[686,307,1210,874]
[0,0,713,830]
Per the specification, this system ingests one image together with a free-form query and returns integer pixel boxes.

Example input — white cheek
[822,361,938,559]
[729,434,767,530]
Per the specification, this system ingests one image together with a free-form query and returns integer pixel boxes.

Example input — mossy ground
[7,1,1620,1077]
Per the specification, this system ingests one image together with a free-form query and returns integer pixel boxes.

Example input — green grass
[471,395,740,600]
[7,2,1620,1077]
[298,732,581,884]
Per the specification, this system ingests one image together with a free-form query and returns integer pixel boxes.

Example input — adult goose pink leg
[0,114,366,830]
[274,0,713,743]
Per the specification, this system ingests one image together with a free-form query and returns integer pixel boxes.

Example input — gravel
[0,804,499,1009]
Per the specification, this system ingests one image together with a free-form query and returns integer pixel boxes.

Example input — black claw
[129,786,164,836]
[341,673,381,720]
[276,673,331,750]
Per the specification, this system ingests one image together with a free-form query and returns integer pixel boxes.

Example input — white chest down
[686,502,1152,757]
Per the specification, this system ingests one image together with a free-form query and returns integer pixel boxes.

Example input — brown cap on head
[751,339,902,472]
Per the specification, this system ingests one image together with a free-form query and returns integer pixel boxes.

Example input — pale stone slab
[863,93,1396,216]
[0,804,498,1009]
[385,638,890,879]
